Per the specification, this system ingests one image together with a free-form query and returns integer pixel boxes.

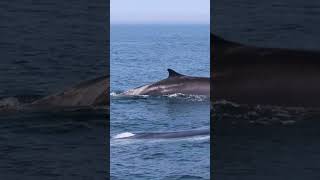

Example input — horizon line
[110,22,210,25]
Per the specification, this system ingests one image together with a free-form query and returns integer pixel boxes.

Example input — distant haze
[111,0,210,24]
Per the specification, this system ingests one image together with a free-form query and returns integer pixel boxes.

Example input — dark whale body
[0,76,109,111]
[115,129,209,140]
[122,69,210,96]
[28,76,109,109]
[212,33,320,107]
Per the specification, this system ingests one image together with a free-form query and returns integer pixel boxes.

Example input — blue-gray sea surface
[212,0,320,179]
[0,0,108,179]
[111,24,210,180]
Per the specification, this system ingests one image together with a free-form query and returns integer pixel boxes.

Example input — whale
[29,76,109,108]
[114,129,209,140]
[0,75,109,111]
[212,33,320,107]
[121,69,210,96]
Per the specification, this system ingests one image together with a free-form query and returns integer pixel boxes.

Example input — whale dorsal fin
[211,33,242,47]
[168,69,184,78]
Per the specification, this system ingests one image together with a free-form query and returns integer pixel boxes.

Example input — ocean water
[110,24,210,180]
[0,0,108,179]
[212,0,320,179]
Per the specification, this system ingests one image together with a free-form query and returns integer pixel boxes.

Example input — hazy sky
[111,0,210,24]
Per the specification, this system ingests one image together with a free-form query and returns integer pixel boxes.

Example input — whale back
[121,69,210,96]
[146,69,210,96]
[30,76,109,107]
[212,33,320,107]
[212,33,320,66]
[116,129,209,139]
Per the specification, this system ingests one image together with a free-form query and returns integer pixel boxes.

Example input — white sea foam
[0,97,21,111]
[166,93,184,97]
[213,100,240,107]
[165,93,208,101]
[110,92,121,96]
[110,91,150,98]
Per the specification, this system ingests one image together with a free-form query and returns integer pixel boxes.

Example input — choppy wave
[0,96,29,111]
[110,91,123,97]
[165,93,209,101]
[0,97,21,109]
[213,100,320,126]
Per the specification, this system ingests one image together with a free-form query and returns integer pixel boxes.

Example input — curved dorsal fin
[167,69,184,78]
[211,33,241,47]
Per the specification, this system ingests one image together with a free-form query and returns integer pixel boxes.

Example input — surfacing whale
[0,76,109,111]
[122,69,210,96]
[212,33,320,107]
[114,129,209,140]
[29,76,109,108]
